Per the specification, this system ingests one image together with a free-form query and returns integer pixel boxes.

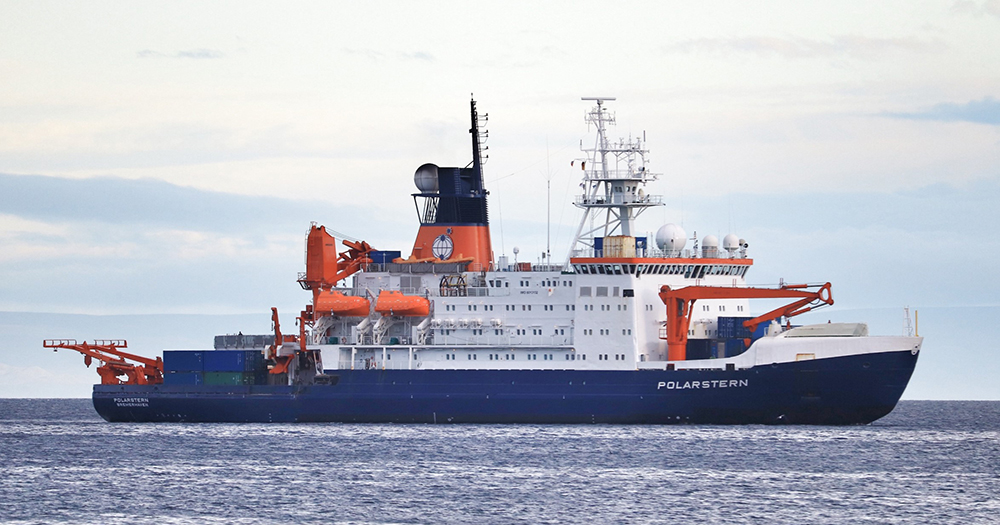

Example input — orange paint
[304,225,340,287]
[658,283,834,361]
[42,339,163,385]
[299,224,375,290]
[407,225,492,270]
[314,291,371,317]
[374,290,430,317]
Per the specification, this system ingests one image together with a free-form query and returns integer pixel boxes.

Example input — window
[580,286,592,297]
[596,286,608,297]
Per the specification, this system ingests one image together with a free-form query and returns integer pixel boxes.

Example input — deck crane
[658,282,835,361]
[42,339,163,385]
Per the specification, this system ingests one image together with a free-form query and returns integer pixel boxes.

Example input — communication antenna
[546,139,552,266]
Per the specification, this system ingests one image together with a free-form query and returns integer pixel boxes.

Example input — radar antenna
[565,98,664,266]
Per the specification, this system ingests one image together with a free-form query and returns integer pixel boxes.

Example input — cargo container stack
[163,350,267,386]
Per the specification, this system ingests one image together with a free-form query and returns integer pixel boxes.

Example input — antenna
[546,138,551,267]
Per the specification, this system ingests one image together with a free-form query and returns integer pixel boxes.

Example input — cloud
[343,48,435,62]
[136,48,225,59]
[882,97,1000,125]
[401,51,434,61]
[0,173,300,233]
[0,173,412,313]
[951,0,1000,18]
[665,35,944,59]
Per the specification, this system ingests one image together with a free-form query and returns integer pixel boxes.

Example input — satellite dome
[655,224,686,254]
[414,163,439,193]
[701,235,719,258]
[723,233,740,253]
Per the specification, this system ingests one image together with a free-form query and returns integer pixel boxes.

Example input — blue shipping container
[369,250,402,264]
[686,339,712,360]
[163,351,204,372]
[204,350,265,372]
[725,338,747,357]
[163,371,203,385]
[718,317,755,339]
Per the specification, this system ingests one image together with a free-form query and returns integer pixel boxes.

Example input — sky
[1,1,999,398]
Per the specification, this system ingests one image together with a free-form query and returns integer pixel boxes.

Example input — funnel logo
[432,234,454,260]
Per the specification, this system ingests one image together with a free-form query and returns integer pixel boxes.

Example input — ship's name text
[657,379,749,390]
[113,397,149,407]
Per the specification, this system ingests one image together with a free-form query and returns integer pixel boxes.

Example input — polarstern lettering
[657,380,749,390]
[113,397,149,407]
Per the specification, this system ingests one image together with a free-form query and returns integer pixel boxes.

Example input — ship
[45,98,922,424]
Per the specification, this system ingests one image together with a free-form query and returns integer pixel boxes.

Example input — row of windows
[446,303,593,313]
[489,353,555,361]
[579,286,623,297]
[459,353,588,361]
[574,263,749,279]
[701,305,743,312]
[580,329,632,336]
[441,328,568,336]
[371,352,603,362]
[517,279,574,288]
[597,354,627,361]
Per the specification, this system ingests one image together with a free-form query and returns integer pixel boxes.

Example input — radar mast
[565,98,664,266]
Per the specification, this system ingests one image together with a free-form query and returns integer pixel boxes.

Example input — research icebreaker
[46,98,921,424]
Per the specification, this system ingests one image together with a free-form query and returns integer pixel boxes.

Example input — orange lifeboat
[374,290,430,317]
[314,291,371,317]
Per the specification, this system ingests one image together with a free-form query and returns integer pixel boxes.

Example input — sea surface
[0,400,997,525]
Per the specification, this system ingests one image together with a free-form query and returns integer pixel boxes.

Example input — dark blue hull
[93,349,918,425]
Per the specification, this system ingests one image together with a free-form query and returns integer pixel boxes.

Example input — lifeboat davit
[374,290,430,317]
[314,291,371,317]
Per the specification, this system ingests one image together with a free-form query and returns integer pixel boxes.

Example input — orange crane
[42,339,163,385]
[658,282,834,361]
[266,306,306,376]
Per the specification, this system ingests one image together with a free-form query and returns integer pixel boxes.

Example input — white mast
[564,97,664,266]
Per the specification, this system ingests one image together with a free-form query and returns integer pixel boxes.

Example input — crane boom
[43,339,163,385]
[658,283,834,361]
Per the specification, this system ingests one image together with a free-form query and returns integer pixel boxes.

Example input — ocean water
[0,400,997,524]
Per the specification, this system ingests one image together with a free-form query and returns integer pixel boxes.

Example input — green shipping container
[203,372,256,386]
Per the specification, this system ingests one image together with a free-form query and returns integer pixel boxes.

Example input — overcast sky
[2,1,999,398]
